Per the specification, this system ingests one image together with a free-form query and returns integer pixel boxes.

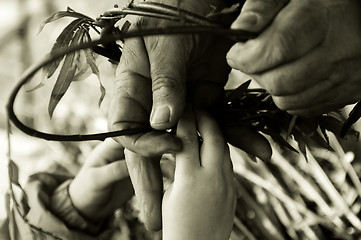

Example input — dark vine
[6,26,257,141]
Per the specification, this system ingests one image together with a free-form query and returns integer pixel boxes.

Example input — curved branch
[7,25,257,142]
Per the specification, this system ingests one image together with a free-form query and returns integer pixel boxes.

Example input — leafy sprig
[9,2,361,158]
[37,7,109,117]
[217,80,359,159]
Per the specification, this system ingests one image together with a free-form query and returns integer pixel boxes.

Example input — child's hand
[162,109,236,240]
[69,139,134,221]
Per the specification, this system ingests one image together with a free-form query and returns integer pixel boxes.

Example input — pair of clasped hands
[69,0,361,239]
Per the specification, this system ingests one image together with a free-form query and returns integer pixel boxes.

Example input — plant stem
[7,25,257,142]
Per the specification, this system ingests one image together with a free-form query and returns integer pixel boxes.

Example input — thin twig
[7,25,256,142]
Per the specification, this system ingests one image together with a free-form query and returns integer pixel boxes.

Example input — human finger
[271,78,341,112]
[175,107,200,173]
[109,92,182,157]
[124,149,163,231]
[144,33,189,130]
[196,110,225,169]
[268,54,361,114]
[271,54,361,113]
[160,156,176,190]
[110,37,182,156]
[88,161,129,189]
[222,144,235,185]
[83,139,125,168]
[227,0,328,74]
[249,48,331,96]
[273,82,360,116]
[231,0,289,32]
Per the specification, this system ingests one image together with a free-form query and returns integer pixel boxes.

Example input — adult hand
[161,108,236,240]
[69,139,133,221]
[108,0,231,231]
[108,0,270,230]
[227,0,361,115]
[108,0,231,157]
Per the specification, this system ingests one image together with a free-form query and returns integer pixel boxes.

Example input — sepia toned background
[0,0,124,232]
[1,0,361,239]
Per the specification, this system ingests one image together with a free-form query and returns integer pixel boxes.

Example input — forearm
[20,172,112,239]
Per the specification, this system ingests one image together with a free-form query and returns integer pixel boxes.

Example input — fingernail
[150,106,171,125]
[231,13,258,29]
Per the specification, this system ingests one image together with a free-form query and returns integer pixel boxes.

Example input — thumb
[145,35,188,130]
[232,0,289,32]
[124,149,163,231]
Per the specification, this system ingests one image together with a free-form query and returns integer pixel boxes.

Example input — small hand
[227,0,361,115]
[69,139,133,221]
[161,108,236,240]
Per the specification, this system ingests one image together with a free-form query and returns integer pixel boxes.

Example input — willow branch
[7,25,257,142]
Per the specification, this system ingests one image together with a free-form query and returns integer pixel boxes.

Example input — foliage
[6,1,361,239]
[36,7,105,117]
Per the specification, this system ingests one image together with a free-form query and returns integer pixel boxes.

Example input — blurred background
[1,0,361,239]
[0,0,123,235]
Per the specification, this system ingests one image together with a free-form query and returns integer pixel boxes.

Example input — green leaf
[310,131,334,151]
[72,51,92,82]
[98,82,106,107]
[83,33,100,78]
[227,80,251,102]
[26,82,45,92]
[84,32,105,106]
[43,18,85,79]
[341,100,361,137]
[292,130,307,160]
[48,29,84,118]
[273,134,298,153]
[8,160,20,186]
[287,116,297,138]
[38,7,94,33]
[318,117,330,146]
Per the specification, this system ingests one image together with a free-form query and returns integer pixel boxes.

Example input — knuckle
[136,16,161,29]
[271,30,296,63]
[263,73,289,96]
[181,134,198,146]
[152,76,181,97]
[237,61,257,74]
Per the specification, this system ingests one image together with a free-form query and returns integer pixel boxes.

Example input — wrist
[50,179,104,235]
[68,178,105,221]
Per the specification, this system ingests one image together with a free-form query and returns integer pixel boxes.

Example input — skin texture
[108,0,271,230]
[227,0,361,115]
[69,139,133,221]
[88,0,361,234]
[108,0,230,231]
[125,109,236,240]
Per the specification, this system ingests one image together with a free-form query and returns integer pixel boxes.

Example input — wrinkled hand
[108,0,231,157]
[107,0,272,231]
[161,108,236,240]
[108,0,231,231]
[69,139,133,221]
[227,0,361,115]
